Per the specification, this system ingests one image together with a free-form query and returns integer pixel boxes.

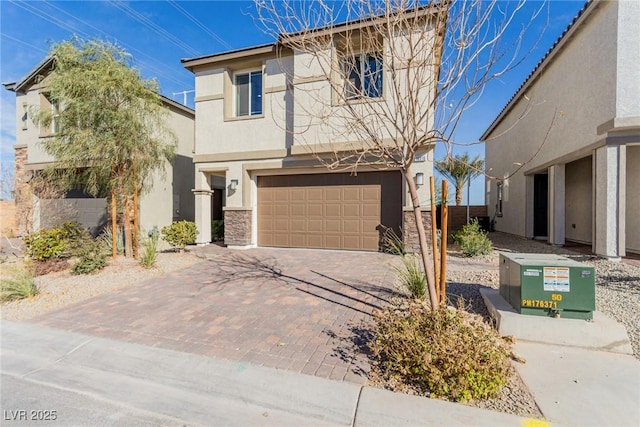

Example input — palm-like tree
[435,153,484,206]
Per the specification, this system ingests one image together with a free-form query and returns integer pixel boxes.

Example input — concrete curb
[2,321,537,427]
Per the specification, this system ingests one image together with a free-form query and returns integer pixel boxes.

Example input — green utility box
[499,253,595,320]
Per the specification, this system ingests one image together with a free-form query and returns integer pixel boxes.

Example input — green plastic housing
[499,253,596,320]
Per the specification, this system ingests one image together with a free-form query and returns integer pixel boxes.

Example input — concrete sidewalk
[1,321,536,427]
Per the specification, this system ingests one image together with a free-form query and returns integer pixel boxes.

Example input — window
[51,97,60,134]
[343,52,383,99]
[496,182,503,217]
[235,70,262,117]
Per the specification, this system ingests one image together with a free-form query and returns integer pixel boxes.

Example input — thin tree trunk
[111,192,117,258]
[404,167,438,310]
[440,180,449,304]
[133,163,139,259]
[429,176,440,292]
[455,183,463,206]
[123,195,133,257]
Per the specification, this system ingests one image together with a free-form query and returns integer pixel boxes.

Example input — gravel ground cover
[1,251,201,321]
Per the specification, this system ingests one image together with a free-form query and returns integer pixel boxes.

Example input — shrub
[23,227,69,261]
[382,227,406,255]
[72,239,107,275]
[99,226,125,256]
[394,254,426,299]
[1,269,39,302]
[211,220,225,242]
[371,301,511,402]
[162,221,197,251]
[453,219,493,257]
[140,230,159,268]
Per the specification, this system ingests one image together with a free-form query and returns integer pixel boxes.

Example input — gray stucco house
[4,57,196,236]
[482,0,639,260]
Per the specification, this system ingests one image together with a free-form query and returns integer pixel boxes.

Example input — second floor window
[235,70,262,117]
[343,52,383,99]
[51,97,60,134]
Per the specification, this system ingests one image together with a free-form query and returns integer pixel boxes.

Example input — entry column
[193,170,212,245]
[594,144,626,260]
[548,164,565,246]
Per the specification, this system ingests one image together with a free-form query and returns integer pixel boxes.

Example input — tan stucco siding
[564,156,592,244]
[626,145,640,253]
[485,0,618,236]
[616,0,640,118]
[139,106,195,232]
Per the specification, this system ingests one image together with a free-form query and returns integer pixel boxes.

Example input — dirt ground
[0,200,16,237]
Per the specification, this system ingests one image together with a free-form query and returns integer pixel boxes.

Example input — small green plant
[99,226,124,256]
[1,269,39,302]
[211,220,225,242]
[161,221,197,251]
[394,254,426,299]
[453,219,493,257]
[71,239,107,274]
[140,229,159,268]
[371,301,511,402]
[23,227,69,261]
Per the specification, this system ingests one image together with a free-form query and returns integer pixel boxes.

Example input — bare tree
[254,0,546,309]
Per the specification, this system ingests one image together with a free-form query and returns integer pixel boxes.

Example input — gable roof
[480,0,596,141]
[3,56,194,116]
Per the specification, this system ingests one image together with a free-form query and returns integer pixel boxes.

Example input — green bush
[371,301,511,402]
[211,220,225,242]
[453,219,493,257]
[72,239,107,275]
[23,227,69,261]
[1,269,39,302]
[140,230,159,268]
[161,221,197,251]
[394,254,426,299]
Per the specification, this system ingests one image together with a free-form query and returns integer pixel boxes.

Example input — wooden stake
[430,176,440,297]
[133,162,139,259]
[440,180,448,304]
[111,192,117,258]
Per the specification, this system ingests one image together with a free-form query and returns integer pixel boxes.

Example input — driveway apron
[31,246,399,384]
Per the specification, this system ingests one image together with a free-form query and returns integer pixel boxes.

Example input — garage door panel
[257,172,401,251]
[343,203,360,217]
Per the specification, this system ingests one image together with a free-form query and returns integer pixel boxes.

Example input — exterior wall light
[230,179,238,191]
[415,172,424,186]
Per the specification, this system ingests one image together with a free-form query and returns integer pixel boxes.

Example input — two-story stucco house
[482,0,639,260]
[4,57,196,236]
[183,7,444,251]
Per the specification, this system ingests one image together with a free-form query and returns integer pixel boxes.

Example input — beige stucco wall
[139,105,195,233]
[564,156,592,244]
[626,145,640,253]
[485,0,618,236]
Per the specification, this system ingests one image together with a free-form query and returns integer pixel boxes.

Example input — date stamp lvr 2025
[3,410,57,422]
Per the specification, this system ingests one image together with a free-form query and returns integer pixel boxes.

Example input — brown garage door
[257,172,402,251]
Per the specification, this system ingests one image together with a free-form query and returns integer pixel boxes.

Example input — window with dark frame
[235,70,262,117]
[343,52,383,99]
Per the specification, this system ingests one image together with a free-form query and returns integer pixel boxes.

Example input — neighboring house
[482,0,639,259]
[182,9,443,251]
[4,57,196,237]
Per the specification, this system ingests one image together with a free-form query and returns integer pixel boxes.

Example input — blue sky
[0,0,587,203]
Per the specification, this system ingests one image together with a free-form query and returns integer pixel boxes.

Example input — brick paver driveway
[33,246,399,384]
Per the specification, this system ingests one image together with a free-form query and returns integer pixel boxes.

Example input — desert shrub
[1,269,39,302]
[140,229,159,268]
[72,239,107,274]
[453,219,493,257]
[99,226,125,256]
[211,220,225,242]
[23,227,69,261]
[382,227,406,255]
[162,221,197,251]
[394,254,426,299]
[371,301,511,402]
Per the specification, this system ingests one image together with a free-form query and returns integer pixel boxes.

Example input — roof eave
[480,0,597,141]
[181,43,276,71]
